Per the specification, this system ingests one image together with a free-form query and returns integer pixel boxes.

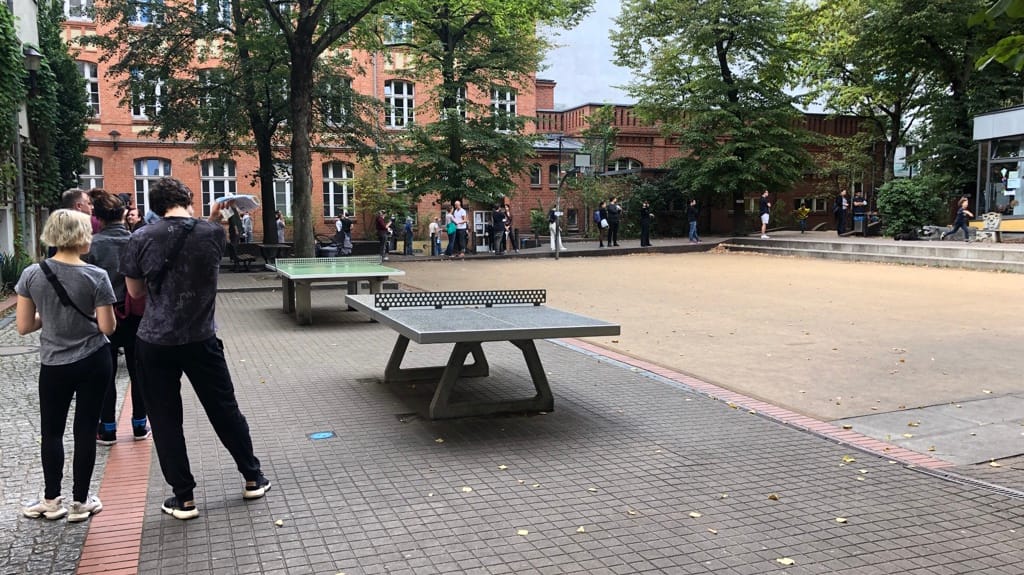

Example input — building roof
[533,133,584,151]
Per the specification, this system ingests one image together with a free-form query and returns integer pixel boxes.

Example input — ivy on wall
[0,6,28,204]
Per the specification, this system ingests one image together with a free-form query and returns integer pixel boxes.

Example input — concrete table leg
[282,278,295,313]
[295,281,312,325]
[384,335,488,383]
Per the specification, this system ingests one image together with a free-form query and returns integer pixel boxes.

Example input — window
[200,159,236,216]
[529,164,541,186]
[384,80,414,128]
[793,197,828,213]
[441,85,467,120]
[77,62,100,117]
[323,162,354,217]
[66,0,93,20]
[130,0,163,24]
[548,164,559,188]
[321,78,352,127]
[134,158,171,216]
[566,208,578,230]
[274,164,293,217]
[196,0,230,27]
[130,68,165,120]
[606,158,643,172]
[78,156,103,189]
[387,164,408,191]
[491,87,517,131]
[382,17,413,44]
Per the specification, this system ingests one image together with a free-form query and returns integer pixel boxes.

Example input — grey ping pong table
[268,257,406,325]
[345,290,621,419]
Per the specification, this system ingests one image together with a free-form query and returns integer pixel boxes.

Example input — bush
[876,177,947,236]
[529,209,548,236]
[0,251,32,295]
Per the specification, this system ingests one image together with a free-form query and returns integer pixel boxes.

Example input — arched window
[529,164,541,186]
[200,159,236,216]
[134,158,172,216]
[384,80,414,128]
[323,162,354,216]
[548,164,559,188]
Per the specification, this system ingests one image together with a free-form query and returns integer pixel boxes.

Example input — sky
[539,0,637,110]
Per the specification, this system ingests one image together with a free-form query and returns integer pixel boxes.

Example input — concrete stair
[723,237,1024,273]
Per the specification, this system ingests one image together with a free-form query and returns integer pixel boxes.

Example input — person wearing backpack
[595,201,608,247]
[16,209,116,523]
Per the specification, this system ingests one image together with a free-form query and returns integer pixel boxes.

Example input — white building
[2,0,39,257]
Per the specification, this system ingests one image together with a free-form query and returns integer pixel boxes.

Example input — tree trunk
[256,143,277,244]
[289,47,315,258]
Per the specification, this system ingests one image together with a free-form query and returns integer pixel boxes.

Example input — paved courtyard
[0,247,1023,574]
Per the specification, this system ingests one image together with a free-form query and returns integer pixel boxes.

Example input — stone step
[723,242,1024,274]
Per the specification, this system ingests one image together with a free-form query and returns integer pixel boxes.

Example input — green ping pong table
[267,257,406,325]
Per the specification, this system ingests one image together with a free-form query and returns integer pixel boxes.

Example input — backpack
[593,209,601,224]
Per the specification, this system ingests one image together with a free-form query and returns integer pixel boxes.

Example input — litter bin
[316,244,339,257]
[853,218,865,235]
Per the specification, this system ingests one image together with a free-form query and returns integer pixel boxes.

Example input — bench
[227,242,259,272]
[345,290,621,419]
[973,212,1005,243]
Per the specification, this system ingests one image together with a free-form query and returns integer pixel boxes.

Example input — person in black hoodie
[687,199,701,243]
[606,197,622,246]
[640,200,653,246]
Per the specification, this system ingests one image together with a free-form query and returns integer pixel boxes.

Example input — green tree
[876,176,947,235]
[613,0,814,235]
[974,0,1024,70]
[565,105,617,234]
[384,0,592,207]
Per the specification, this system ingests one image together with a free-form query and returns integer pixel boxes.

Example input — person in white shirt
[451,200,468,258]
[428,217,440,256]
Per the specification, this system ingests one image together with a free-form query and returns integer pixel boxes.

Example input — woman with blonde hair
[15,209,116,522]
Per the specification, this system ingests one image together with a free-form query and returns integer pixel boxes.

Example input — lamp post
[13,44,43,257]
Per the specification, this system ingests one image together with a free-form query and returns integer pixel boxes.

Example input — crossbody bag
[38,260,97,324]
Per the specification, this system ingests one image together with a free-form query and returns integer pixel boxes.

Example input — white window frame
[529,164,541,186]
[383,18,413,44]
[78,61,100,117]
[322,78,352,127]
[65,0,93,21]
[491,87,517,131]
[606,158,643,172]
[130,0,162,24]
[384,80,414,128]
[200,159,236,216]
[274,163,293,217]
[195,0,230,27]
[322,161,354,216]
[387,164,407,192]
[79,156,103,189]
[134,158,172,216]
[131,68,165,120]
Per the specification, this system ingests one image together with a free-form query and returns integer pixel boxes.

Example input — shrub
[876,177,947,236]
[1,251,32,295]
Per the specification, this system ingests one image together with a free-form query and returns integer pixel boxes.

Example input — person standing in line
[275,211,285,243]
[403,217,414,255]
[428,217,440,256]
[759,190,772,239]
[834,190,849,235]
[941,198,974,242]
[606,197,622,246]
[504,203,519,253]
[240,212,253,243]
[548,204,566,251]
[687,199,701,244]
[340,210,353,255]
[443,208,455,257]
[796,201,810,234]
[126,207,141,231]
[596,201,608,247]
[492,204,506,254]
[17,209,116,523]
[640,200,653,247]
[852,190,867,235]
[452,199,468,258]
[85,191,150,446]
[375,210,390,261]
[120,178,271,521]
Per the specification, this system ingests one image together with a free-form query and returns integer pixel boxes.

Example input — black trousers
[640,220,651,246]
[100,314,145,424]
[135,336,262,502]
[39,345,111,501]
[608,221,620,245]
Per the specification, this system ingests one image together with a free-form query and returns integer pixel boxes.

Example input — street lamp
[109,129,121,151]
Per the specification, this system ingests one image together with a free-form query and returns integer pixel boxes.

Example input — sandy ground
[393,250,1024,422]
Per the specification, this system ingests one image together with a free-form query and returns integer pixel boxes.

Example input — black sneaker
[243,475,272,500]
[96,429,117,446]
[132,419,151,440]
[161,497,199,520]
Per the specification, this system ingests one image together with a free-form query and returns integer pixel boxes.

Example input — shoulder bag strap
[38,260,98,324]
[150,218,197,294]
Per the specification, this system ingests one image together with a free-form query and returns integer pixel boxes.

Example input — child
[796,202,810,234]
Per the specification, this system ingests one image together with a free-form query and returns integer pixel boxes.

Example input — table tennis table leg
[346,280,358,311]
[295,281,312,325]
[385,335,488,383]
[369,278,384,293]
[282,279,295,313]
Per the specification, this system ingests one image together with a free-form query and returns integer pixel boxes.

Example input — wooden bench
[345,290,620,419]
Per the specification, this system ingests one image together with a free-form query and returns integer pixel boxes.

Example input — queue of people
[15,180,270,523]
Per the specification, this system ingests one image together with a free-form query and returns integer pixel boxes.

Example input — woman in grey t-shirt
[15,209,116,523]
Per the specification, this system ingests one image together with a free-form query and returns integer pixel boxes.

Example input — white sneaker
[22,496,67,520]
[761,234,770,239]
[67,495,102,523]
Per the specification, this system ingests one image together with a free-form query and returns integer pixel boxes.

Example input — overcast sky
[539,0,637,110]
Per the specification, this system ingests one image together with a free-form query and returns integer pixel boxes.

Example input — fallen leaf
[497,465,508,470]
[720,493,728,499]
[835,517,847,524]
[727,402,738,409]
[576,526,586,533]
[517,480,525,485]
[983,389,992,394]
[461,486,473,493]
[990,460,1002,468]
[841,455,856,464]
[435,438,445,444]
[841,424,853,430]
[587,487,598,492]
[627,509,638,516]
[428,492,434,497]
[274,519,284,527]
[767,493,780,501]
[907,421,920,427]
[611,339,619,343]
[928,446,936,452]
[858,469,868,474]
[516,529,529,536]
[776,558,796,566]
[689,511,703,518]
[856,476,866,481]
[707,528,718,534]
[532,483,540,488]
[902,433,914,438]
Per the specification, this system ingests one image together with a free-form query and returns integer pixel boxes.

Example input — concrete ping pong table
[268,257,406,325]
[345,290,621,419]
